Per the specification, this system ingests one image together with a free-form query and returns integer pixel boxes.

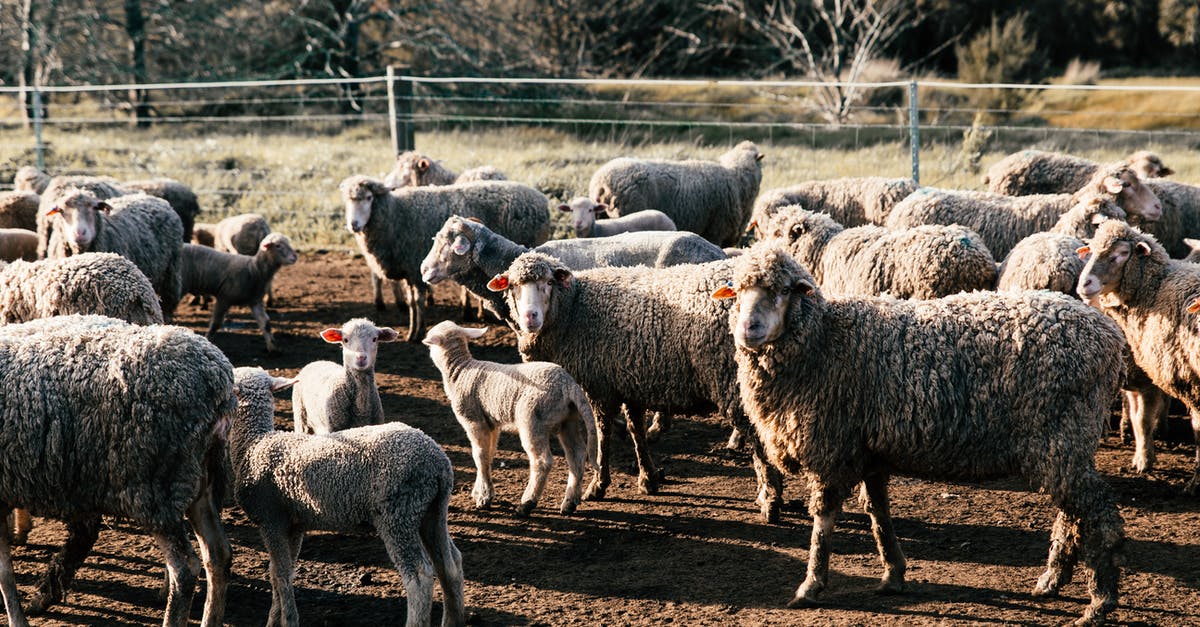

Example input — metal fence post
[387,66,414,155]
[33,88,44,171]
[908,80,919,184]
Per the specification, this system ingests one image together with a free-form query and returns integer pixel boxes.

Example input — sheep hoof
[516,501,536,517]
[1031,577,1060,599]
[760,500,781,524]
[786,592,821,609]
[637,473,659,495]
[582,482,607,501]
[559,500,578,516]
[876,579,905,595]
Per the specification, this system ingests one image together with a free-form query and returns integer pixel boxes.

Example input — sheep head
[1088,163,1162,223]
[339,175,393,233]
[488,252,571,334]
[322,318,399,371]
[1076,221,1168,307]
[713,241,816,350]
[47,190,110,251]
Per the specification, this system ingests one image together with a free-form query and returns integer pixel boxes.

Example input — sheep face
[420,218,476,284]
[47,191,108,251]
[261,233,298,265]
[714,243,817,349]
[389,152,431,188]
[339,176,391,233]
[559,197,606,237]
[1102,167,1162,223]
[487,263,570,334]
[321,318,398,372]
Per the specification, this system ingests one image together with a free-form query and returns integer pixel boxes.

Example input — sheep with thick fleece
[46,191,183,318]
[985,149,1173,196]
[762,205,996,299]
[341,175,550,341]
[293,318,399,434]
[997,195,1129,294]
[425,321,597,515]
[0,253,162,325]
[559,197,676,238]
[589,141,764,247]
[12,166,50,195]
[180,233,297,353]
[230,367,464,627]
[0,192,38,231]
[886,162,1161,259]
[1077,220,1200,494]
[385,151,508,188]
[718,243,1126,626]
[36,175,126,258]
[123,178,201,242]
[0,315,234,627]
[486,253,786,522]
[1135,179,1200,258]
[752,177,918,228]
[0,229,37,263]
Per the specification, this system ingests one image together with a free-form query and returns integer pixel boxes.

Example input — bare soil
[10,251,1200,626]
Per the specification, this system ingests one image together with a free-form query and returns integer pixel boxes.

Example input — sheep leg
[743,419,785,524]
[262,525,301,627]
[1130,388,1165,473]
[155,522,199,627]
[28,515,101,615]
[1033,511,1080,598]
[405,283,427,342]
[10,510,31,546]
[646,412,671,442]
[557,417,588,515]
[205,300,231,340]
[186,483,231,627]
[789,484,850,608]
[624,405,660,495]
[516,423,553,516]
[1118,392,1134,443]
[862,474,906,594]
[378,521,436,627]
[459,286,476,321]
[417,493,464,627]
[468,428,498,509]
[372,273,386,310]
[1187,410,1200,496]
[583,404,617,501]
[725,426,745,450]
[250,302,278,354]
[265,276,276,308]
[0,510,29,627]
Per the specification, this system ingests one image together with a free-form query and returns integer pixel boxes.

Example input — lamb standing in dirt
[0,315,234,627]
[717,243,1126,626]
[752,177,919,228]
[559,197,676,238]
[293,318,399,434]
[985,149,1173,196]
[425,321,597,515]
[589,141,763,247]
[230,367,465,627]
[180,232,296,353]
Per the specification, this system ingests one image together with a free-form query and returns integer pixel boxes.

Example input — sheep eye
[780,287,791,296]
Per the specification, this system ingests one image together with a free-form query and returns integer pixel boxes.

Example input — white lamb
[293,318,399,434]
[424,321,597,516]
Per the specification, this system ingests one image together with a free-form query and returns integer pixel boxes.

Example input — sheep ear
[557,203,571,212]
[97,202,112,214]
[1159,167,1175,176]
[320,328,344,343]
[420,335,441,347]
[1135,241,1152,256]
[377,327,399,343]
[261,240,275,251]
[796,279,815,296]
[270,376,299,392]
[1187,297,1200,314]
[45,205,62,216]
[462,326,488,339]
[755,152,765,162]
[594,203,608,213]
[450,235,471,256]
[711,283,736,300]
[1185,238,1200,250]
[1103,176,1125,195]
[416,158,431,172]
[1076,245,1091,260]
[487,275,509,291]
[552,268,572,287]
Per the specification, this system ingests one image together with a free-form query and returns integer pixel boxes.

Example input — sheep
[180,233,297,353]
[1077,220,1200,494]
[589,141,764,247]
[384,151,507,188]
[293,318,399,434]
[558,197,676,238]
[761,205,996,299]
[0,229,37,263]
[230,366,465,627]
[12,166,50,195]
[485,252,787,522]
[424,321,598,515]
[0,252,163,325]
[885,162,1162,259]
[340,175,550,341]
[751,177,919,229]
[46,190,183,318]
[985,149,1173,196]
[208,212,271,255]
[1135,179,1200,258]
[716,243,1126,626]
[996,195,1129,294]
[0,314,234,627]
[36,175,126,258]
[0,192,39,231]
[123,178,202,242]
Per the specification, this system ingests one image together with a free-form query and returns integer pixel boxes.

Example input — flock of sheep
[0,139,1197,626]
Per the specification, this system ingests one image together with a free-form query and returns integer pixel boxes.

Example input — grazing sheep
[717,243,1126,626]
[985,149,1173,196]
[36,175,126,258]
[761,205,996,299]
[558,197,676,238]
[384,151,508,188]
[1136,179,1200,258]
[425,321,597,515]
[230,367,465,627]
[293,318,399,434]
[46,191,183,318]
[486,253,786,522]
[1077,220,1200,494]
[589,141,764,247]
[886,162,1162,259]
[12,166,50,195]
[0,253,163,325]
[180,233,297,353]
[752,177,919,228]
[0,229,37,263]
[996,195,1128,294]
[0,192,39,231]
[0,315,234,627]
[340,175,550,341]
[123,178,202,242]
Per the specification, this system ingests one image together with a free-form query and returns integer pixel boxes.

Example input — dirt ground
[9,251,1200,626]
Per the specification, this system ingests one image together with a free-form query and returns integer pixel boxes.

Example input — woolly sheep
[12,166,50,195]
[886,162,1162,259]
[293,318,399,434]
[0,252,163,325]
[384,151,508,188]
[996,195,1129,294]
[1136,179,1200,258]
[0,229,37,263]
[46,191,183,318]
[211,212,271,255]
[123,178,202,242]
[985,149,1173,196]
[761,205,996,299]
[0,315,234,627]
[485,253,786,522]
[558,197,676,238]
[0,192,39,231]
[751,177,919,229]
[340,175,550,341]
[1077,220,1200,494]
[425,321,598,515]
[230,367,465,627]
[180,233,297,353]
[717,243,1126,625]
[588,141,764,247]
[36,175,126,259]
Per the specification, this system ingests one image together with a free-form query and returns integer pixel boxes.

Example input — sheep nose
[355,355,368,368]
[522,311,542,332]
[1077,275,1100,298]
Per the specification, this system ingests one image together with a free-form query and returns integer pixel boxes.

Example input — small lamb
[424,321,597,515]
[293,318,399,434]
[558,197,676,238]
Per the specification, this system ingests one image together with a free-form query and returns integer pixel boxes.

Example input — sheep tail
[571,387,599,470]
